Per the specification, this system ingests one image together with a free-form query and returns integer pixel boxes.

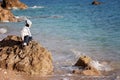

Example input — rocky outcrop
[1,0,28,9]
[0,0,28,22]
[0,35,53,75]
[73,56,101,76]
[0,6,17,22]
[92,0,101,5]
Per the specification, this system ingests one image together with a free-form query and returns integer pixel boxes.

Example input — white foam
[90,60,112,71]
[0,28,7,34]
[30,6,44,9]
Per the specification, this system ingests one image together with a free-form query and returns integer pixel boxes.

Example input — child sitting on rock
[21,19,32,46]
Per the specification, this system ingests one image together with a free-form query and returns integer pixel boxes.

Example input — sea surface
[0,0,120,79]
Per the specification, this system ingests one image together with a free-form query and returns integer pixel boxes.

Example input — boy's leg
[29,36,32,41]
[23,35,29,46]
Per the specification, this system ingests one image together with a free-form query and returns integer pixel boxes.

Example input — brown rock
[1,0,28,9]
[74,56,92,68]
[0,6,17,22]
[0,35,53,75]
[92,0,101,5]
[74,56,101,76]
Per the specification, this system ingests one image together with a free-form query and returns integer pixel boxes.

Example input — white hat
[25,19,32,27]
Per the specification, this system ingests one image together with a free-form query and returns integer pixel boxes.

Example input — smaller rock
[92,0,101,5]
[74,56,92,68]
[74,55,101,76]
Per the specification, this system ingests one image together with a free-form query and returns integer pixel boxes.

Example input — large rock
[0,6,17,22]
[73,56,101,76]
[1,0,28,9]
[0,35,53,75]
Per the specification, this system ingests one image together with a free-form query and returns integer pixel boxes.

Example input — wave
[29,6,44,9]
[50,15,64,18]
[15,16,31,22]
[70,49,85,57]
[14,14,63,22]
[23,15,64,20]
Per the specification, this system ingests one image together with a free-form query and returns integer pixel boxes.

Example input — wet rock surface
[0,35,53,75]
[1,0,28,9]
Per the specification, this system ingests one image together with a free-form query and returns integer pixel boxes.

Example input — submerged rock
[0,35,53,75]
[73,56,101,76]
[1,0,28,10]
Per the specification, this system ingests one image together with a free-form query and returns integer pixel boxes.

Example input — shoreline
[0,68,119,80]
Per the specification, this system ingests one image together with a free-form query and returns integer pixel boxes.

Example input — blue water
[1,0,120,62]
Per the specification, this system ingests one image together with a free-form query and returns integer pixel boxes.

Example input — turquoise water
[0,0,120,75]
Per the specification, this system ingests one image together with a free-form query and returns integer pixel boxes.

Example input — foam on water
[90,60,112,71]
[30,5,44,9]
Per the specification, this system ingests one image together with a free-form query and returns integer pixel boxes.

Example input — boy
[21,19,32,46]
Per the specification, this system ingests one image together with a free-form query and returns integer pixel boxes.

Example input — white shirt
[21,26,32,40]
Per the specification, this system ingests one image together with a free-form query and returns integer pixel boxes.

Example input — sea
[0,0,120,79]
